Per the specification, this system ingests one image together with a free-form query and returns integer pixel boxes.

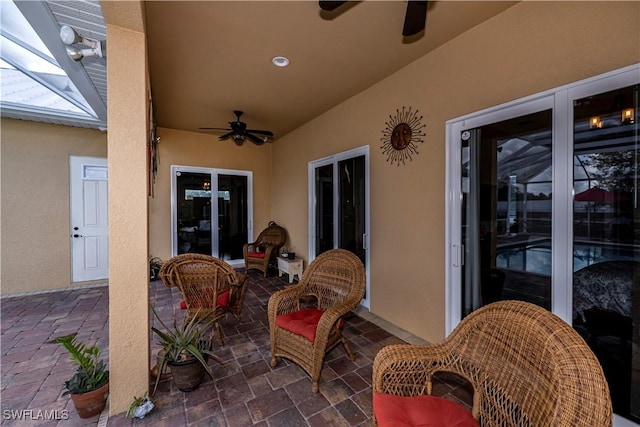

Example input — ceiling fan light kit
[199,111,274,146]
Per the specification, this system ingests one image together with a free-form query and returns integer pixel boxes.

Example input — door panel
[218,174,248,260]
[572,84,639,421]
[461,110,553,316]
[310,147,370,307]
[338,156,366,265]
[70,156,108,282]
[314,163,334,255]
[176,171,211,255]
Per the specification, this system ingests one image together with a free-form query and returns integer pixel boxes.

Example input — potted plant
[150,256,163,281]
[151,306,220,394]
[281,246,295,259]
[56,334,109,419]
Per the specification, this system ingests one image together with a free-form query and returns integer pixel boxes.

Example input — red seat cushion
[247,252,266,259]
[373,394,479,427]
[180,288,231,310]
[275,308,344,343]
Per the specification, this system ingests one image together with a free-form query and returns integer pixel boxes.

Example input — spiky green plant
[56,334,109,395]
[151,306,220,395]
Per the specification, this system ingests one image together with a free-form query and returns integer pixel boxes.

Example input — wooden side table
[277,256,304,283]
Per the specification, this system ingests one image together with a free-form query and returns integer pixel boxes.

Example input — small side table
[277,256,304,283]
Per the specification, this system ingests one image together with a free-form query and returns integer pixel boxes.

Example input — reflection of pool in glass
[496,238,639,275]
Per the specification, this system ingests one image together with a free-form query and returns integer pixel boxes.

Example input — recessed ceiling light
[272,56,289,67]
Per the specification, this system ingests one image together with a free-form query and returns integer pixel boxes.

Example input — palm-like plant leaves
[56,334,109,394]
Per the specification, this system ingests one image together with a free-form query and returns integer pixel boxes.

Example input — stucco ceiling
[145,1,517,142]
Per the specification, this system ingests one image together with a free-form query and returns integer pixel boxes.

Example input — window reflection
[461,110,553,315]
[572,84,639,422]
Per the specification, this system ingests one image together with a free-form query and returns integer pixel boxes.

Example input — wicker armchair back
[158,254,248,344]
[373,300,612,427]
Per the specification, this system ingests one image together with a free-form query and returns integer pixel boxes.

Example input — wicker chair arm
[372,343,463,396]
[262,244,278,257]
[229,272,247,292]
[243,242,258,254]
[267,286,302,320]
[229,271,246,285]
[158,261,177,288]
[313,306,348,344]
[243,242,278,259]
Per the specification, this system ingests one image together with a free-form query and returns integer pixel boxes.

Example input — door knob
[72,234,83,238]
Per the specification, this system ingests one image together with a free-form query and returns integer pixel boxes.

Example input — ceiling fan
[199,111,274,146]
[319,1,428,37]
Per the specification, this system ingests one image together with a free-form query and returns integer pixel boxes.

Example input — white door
[70,156,108,282]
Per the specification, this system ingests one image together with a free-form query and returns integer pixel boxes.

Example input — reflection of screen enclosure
[572,84,639,421]
[461,109,553,315]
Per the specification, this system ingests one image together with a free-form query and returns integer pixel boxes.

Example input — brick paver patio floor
[1,268,472,426]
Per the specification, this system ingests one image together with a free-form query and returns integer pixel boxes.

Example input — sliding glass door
[309,146,370,307]
[447,65,639,424]
[172,166,252,263]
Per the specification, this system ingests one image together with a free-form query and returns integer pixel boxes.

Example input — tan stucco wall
[148,127,273,262]
[0,118,107,295]
[271,1,640,343]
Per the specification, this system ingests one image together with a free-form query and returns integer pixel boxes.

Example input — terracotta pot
[168,358,204,392]
[70,383,109,419]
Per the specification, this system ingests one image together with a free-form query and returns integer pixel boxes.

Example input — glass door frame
[308,145,371,308]
[170,165,253,266]
[446,64,639,335]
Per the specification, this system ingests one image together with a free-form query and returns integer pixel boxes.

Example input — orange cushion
[275,308,344,343]
[373,394,479,427]
[180,288,230,310]
[247,252,266,259]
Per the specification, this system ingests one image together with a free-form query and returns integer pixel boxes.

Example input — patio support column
[104,6,149,415]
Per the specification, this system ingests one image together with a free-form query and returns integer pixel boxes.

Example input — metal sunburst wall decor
[380,106,425,166]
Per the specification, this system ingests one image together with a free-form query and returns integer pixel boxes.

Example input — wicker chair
[243,221,287,277]
[268,249,365,393]
[158,253,248,345]
[372,300,612,427]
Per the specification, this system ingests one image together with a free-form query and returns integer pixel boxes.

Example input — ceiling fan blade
[245,132,268,145]
[246,129,274,137]
[218,131,234,140]
[319,1,348,11]
[199,127,232,131]
[402,0,428,37]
